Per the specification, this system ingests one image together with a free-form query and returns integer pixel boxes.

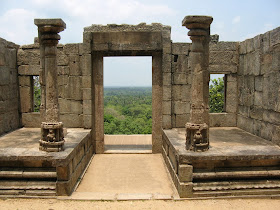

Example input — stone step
[193,179,280,191]
[193,188,280,198]
[0,168,56,179]
[193,169,280,180]
[0,189,56,197]
[0,180,56,190]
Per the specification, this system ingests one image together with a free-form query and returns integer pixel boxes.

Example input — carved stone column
[182,16,213,152]
[35,19,66,152]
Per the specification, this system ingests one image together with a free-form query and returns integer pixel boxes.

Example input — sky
[1,0,279,86]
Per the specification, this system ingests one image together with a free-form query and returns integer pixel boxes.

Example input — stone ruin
[0,16,279,198]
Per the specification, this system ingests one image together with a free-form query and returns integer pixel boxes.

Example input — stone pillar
[35,19,66,152]
[182,16,213,152]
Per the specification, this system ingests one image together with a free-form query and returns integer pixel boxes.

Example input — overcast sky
[1,0,279,86]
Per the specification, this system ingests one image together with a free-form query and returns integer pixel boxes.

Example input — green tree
[209,78,224,113]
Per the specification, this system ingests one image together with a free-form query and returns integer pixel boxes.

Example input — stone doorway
[83,24,170,154]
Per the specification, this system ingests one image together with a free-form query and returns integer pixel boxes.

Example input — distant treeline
[104,87,152,134]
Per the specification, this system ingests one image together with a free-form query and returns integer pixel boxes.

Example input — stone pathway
[104,134,152,153]
[69,154,179,200]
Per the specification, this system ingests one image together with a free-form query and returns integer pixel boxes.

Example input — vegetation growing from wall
[104,87,152,134]
[209,78,224,113]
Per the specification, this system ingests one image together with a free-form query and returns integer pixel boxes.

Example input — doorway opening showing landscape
[103,56,153,153]
[209,74,225,113]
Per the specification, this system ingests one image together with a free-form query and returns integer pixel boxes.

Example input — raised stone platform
[0,128,93,196]
[162,127,280,198]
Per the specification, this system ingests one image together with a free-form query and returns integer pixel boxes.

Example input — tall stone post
[35,19,66,152]
[182,16,213,152]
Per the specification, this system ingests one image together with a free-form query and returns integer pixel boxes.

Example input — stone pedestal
[35,19,66,152]
[182,16,213,152]
[39,122,64,152]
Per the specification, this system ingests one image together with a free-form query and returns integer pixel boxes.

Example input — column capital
[34,19,66,45]
[182,16,213,52]
[182,15,213,30]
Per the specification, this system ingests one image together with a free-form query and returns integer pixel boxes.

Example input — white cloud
[0,8,38,44]
[232,16,241,24]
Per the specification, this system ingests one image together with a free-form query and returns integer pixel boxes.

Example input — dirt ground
[0,198,280,210]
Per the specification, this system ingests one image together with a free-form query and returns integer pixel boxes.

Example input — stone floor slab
[72,154,178,200]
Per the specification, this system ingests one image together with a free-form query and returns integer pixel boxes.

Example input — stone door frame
[85,27,167,154]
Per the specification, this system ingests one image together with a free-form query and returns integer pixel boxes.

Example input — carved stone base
[185,123,209,152]
[39,122,65,152]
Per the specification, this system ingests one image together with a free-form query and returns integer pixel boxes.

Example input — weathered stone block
[174,101,190,115]
[172,43,191,55]
[82,76,91,88]
[83,114,92,128]
[249,106,263,120]
[17,48,40,65]
[263,73,279,111]
[246,38,255,53]
[162,53,171,73]
[254,76,263,91]
[61,114,83,127]
[178,164,193,182]
[64,44,79,55]
[173,73,187,85]
[58,98,71,113]
[252,119,262,137]
[71,100,83,114]
[163,85,171,101]
[210,41,238,51]
[175,114,189,128]
[69,55,81,76]
[19,76,31,87]
[83,99,91,115]
[239,41,246,55]
[20,86,32,113]
[238,105,249,117]
[270,27,280,47]
[243,50,261,76]
[162,100,171,115]
[81,54,92,76]
[209,64,237,74]
[172,85,191,102]
[272,125,280,146]
[254,91,263,107]
[263,110,280,125]
[209,51,238,65]
[22,112,41,127]
[168,146,178,173]
[0,66,10,85]
[162,114,171,129]
[18,65,40,75]
[237,115,254,134]
[82,88,91,100]
[163,73,171,85]
[58,66,70,75]
[68,76,82,100]
[57,50,69,66]
[210,113,237,127]
[95,140,104,154]
[260,121,274,141]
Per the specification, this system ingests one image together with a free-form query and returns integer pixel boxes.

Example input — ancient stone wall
[171,40,239,127]
[0,38,20,135]
[17,42,86,128]
[237,27,280,145]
